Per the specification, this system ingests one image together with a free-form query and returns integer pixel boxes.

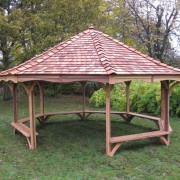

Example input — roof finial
[88,24,95,29]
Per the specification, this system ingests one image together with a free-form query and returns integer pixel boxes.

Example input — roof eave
[1,74,179,84]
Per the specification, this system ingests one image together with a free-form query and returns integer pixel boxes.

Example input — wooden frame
[0,25,180,157]
[2,78,179,156]
[11,82,39,149]
[1,74,179,84]
[101,81,172,157]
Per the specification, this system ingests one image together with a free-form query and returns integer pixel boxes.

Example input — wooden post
[21,82,37,149]
[29,89,36,149]
[13,83,18,123]
[105,84,112,156]
[160,80,170,144]
[125,81,131,113]
[39,83,44,115]
[81,82,86,120]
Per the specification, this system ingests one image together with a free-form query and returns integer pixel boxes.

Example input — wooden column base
[160,135,170,145]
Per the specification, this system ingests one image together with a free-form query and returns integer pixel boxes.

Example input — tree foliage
[96,0,180,64]
[124,0,179,63]
[0,0,102,99]
[0,0,179,100]
[0,0,102,70]
[1,0,179,71]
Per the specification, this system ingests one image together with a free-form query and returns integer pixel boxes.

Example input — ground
[0,94,180,179]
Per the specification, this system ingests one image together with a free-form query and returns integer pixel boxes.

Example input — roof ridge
[0,31,88,76]
[90,30,116,75]
[98,31,180,72]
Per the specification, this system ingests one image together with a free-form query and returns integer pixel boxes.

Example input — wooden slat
[19,114,43,123]
[18,111,160,124]
[84,110,126,114]
[46,111,83,116]
[127,112,160,121]
[20,123,38,136]
[111,111,127,115]
[110,131,171,143]
[19,111,84,123]
[11,122,38,137]
[85,110,105,114]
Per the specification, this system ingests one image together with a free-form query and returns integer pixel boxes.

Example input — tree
[98,0,155,53]
[0,0,103,99]
[98,0,132,43]
[0,0,24,99]
[125,0,179,64]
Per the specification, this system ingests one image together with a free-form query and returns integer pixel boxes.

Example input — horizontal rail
[110,131,171,143]
[127,112,160,121]
[84,110,126,115]
[17,111,161,123]
[19,114,44,123]
[11,122,38,137]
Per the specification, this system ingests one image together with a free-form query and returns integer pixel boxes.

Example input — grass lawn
[0,94,180,179]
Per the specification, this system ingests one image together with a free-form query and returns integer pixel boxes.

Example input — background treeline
[1,0,179,71]
[0,0,180,116]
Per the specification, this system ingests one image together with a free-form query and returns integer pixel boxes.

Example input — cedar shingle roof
[0,26,180,76]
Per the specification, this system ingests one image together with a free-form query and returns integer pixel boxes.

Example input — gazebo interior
[0,26,180,157]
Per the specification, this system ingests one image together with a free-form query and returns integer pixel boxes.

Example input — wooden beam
[125,81,131,114]
[17,75,109,84]
[1,76,18,83]
[11,122,38,138]
[110,131,171,143]
[127,112,160,121]
[13,83,18,123]
[21,82,37,150]
[160,80,170,145]
[81,82,86,120]
[109,143,121,157]
[29,88,37,149]
[161,81,170,131]
[113,75,153,83]
[38,82,44,115]
[105,83,113,156]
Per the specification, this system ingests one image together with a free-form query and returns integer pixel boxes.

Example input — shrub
[44,82,102,97]
[89,81,180,117]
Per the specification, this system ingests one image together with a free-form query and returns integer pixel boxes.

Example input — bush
[89,81,180,117]
[44,82,102,97]
[44,82,82,97]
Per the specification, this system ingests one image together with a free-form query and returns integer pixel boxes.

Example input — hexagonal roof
[0,26,180,83]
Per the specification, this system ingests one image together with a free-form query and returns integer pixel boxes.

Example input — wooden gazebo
[0,26,180,157]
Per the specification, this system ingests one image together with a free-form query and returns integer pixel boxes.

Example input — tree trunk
[3,84,12,100]
[1,36,13,100]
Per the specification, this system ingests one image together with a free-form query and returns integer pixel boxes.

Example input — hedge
[90,81,180,117]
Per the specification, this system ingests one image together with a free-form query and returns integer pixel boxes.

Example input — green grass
[0,94,180,179]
